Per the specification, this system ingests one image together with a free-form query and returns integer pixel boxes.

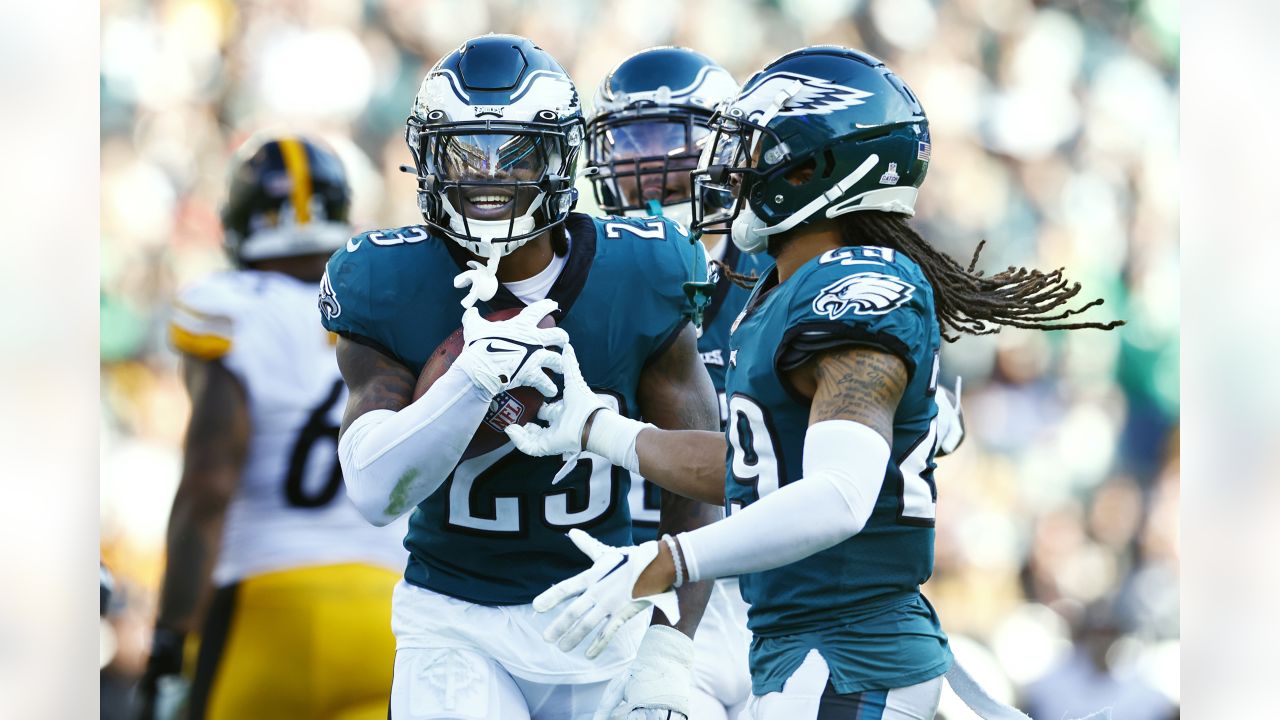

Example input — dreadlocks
[713,259,761,290]
[839,212,1123,342]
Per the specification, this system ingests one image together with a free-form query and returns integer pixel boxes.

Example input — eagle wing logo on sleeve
[812,272,915,320]
[318,270,341,320]
[732,72,874,123]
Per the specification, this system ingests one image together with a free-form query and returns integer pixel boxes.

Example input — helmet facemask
[690,112,784,252]
[587,106,716,227]
[406,111,583,258]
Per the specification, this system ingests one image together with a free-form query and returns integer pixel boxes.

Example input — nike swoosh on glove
[533,529,680,659]
[453,254,501,309]
[593,625,693,720]
[454,298,570,397]
[505,343,651,472]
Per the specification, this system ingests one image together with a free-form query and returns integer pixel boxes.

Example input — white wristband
[663,535,685,589]
[584,410,651,475]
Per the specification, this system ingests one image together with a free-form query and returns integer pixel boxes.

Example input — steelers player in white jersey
[136,136,407,720]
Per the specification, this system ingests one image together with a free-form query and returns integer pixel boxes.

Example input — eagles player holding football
[318,35,722,720]
[509,47,1120,719]
[138,137,407,720]
[586,46,764,720]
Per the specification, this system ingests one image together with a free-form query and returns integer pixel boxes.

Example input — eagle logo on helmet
[730,72,874,123]
[812,272,915,319]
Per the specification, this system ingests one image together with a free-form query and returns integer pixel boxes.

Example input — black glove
[134,627,185,720]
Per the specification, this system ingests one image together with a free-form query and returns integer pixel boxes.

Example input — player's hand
[455,298,569,397]
[593,626,693,720]
[533,529,680,659]
[936,376,964,456]
[506,344,651,469]
[135,629,189,720]
[505,343,605,458]
[453,254,501,309]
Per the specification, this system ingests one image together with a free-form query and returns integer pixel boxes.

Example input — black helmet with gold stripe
[222,136,352,265]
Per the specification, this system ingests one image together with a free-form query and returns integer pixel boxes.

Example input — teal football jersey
[319,213,706,605]
[723,244,951,694]
[630,241,773,543]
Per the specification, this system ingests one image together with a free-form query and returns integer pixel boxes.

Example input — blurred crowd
[99,0,1179,717]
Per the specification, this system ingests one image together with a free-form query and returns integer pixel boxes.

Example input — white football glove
[453,254,501,309]
[936,376,965,456]
[505,343,652,471]
[593,625,694,720]
[533,529,680,659]
[454,298,569,398]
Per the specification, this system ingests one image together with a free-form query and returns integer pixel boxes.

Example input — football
[413,307,557,459]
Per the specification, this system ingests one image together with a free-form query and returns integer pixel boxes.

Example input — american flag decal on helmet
[917,141,931,162]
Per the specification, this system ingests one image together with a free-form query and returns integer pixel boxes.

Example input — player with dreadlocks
[503,46,1120,720]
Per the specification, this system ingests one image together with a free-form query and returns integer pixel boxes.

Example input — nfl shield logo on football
[484,392,526,432]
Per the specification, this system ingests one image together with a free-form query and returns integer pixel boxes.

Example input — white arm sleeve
[676,420,890,583]
[338,364,491,526]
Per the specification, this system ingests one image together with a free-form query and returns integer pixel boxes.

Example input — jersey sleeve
[169,273,242,361]
[633,215,709,358]
[777,251,932,381]
[318,231,394,355]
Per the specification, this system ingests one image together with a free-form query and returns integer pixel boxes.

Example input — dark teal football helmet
[405,34,585,258]
[690,46,930,254]
[586,46,739,229]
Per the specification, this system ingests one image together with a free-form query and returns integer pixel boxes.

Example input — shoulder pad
[802,245,927,323]
[343,225,434,253]
[776,245,933,377]
[595,214,691,244]
[169,272,250,360]
[319,224,458,353]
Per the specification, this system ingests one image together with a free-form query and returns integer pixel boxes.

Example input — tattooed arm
[796,344,905,437]
[636,323,724,638]
[336,337,415,437]
[334,337,492,525]
[633,345,906,594]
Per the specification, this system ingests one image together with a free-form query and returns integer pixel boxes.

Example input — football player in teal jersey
[318,35,722,720]
[509,46,1120,720]
[586,46,769,720]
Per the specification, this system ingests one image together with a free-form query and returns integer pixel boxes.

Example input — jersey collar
[443,213,597,322]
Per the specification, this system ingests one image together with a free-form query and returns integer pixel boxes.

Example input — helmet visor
[418,129,570,226]
[429,132,563,182]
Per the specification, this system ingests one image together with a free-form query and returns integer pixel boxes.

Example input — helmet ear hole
[784,157,817,186]
[820,149,836,179]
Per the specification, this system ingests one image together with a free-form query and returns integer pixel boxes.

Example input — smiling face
[433,132,563,221]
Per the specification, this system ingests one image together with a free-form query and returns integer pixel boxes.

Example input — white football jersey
[169,269,407,586]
